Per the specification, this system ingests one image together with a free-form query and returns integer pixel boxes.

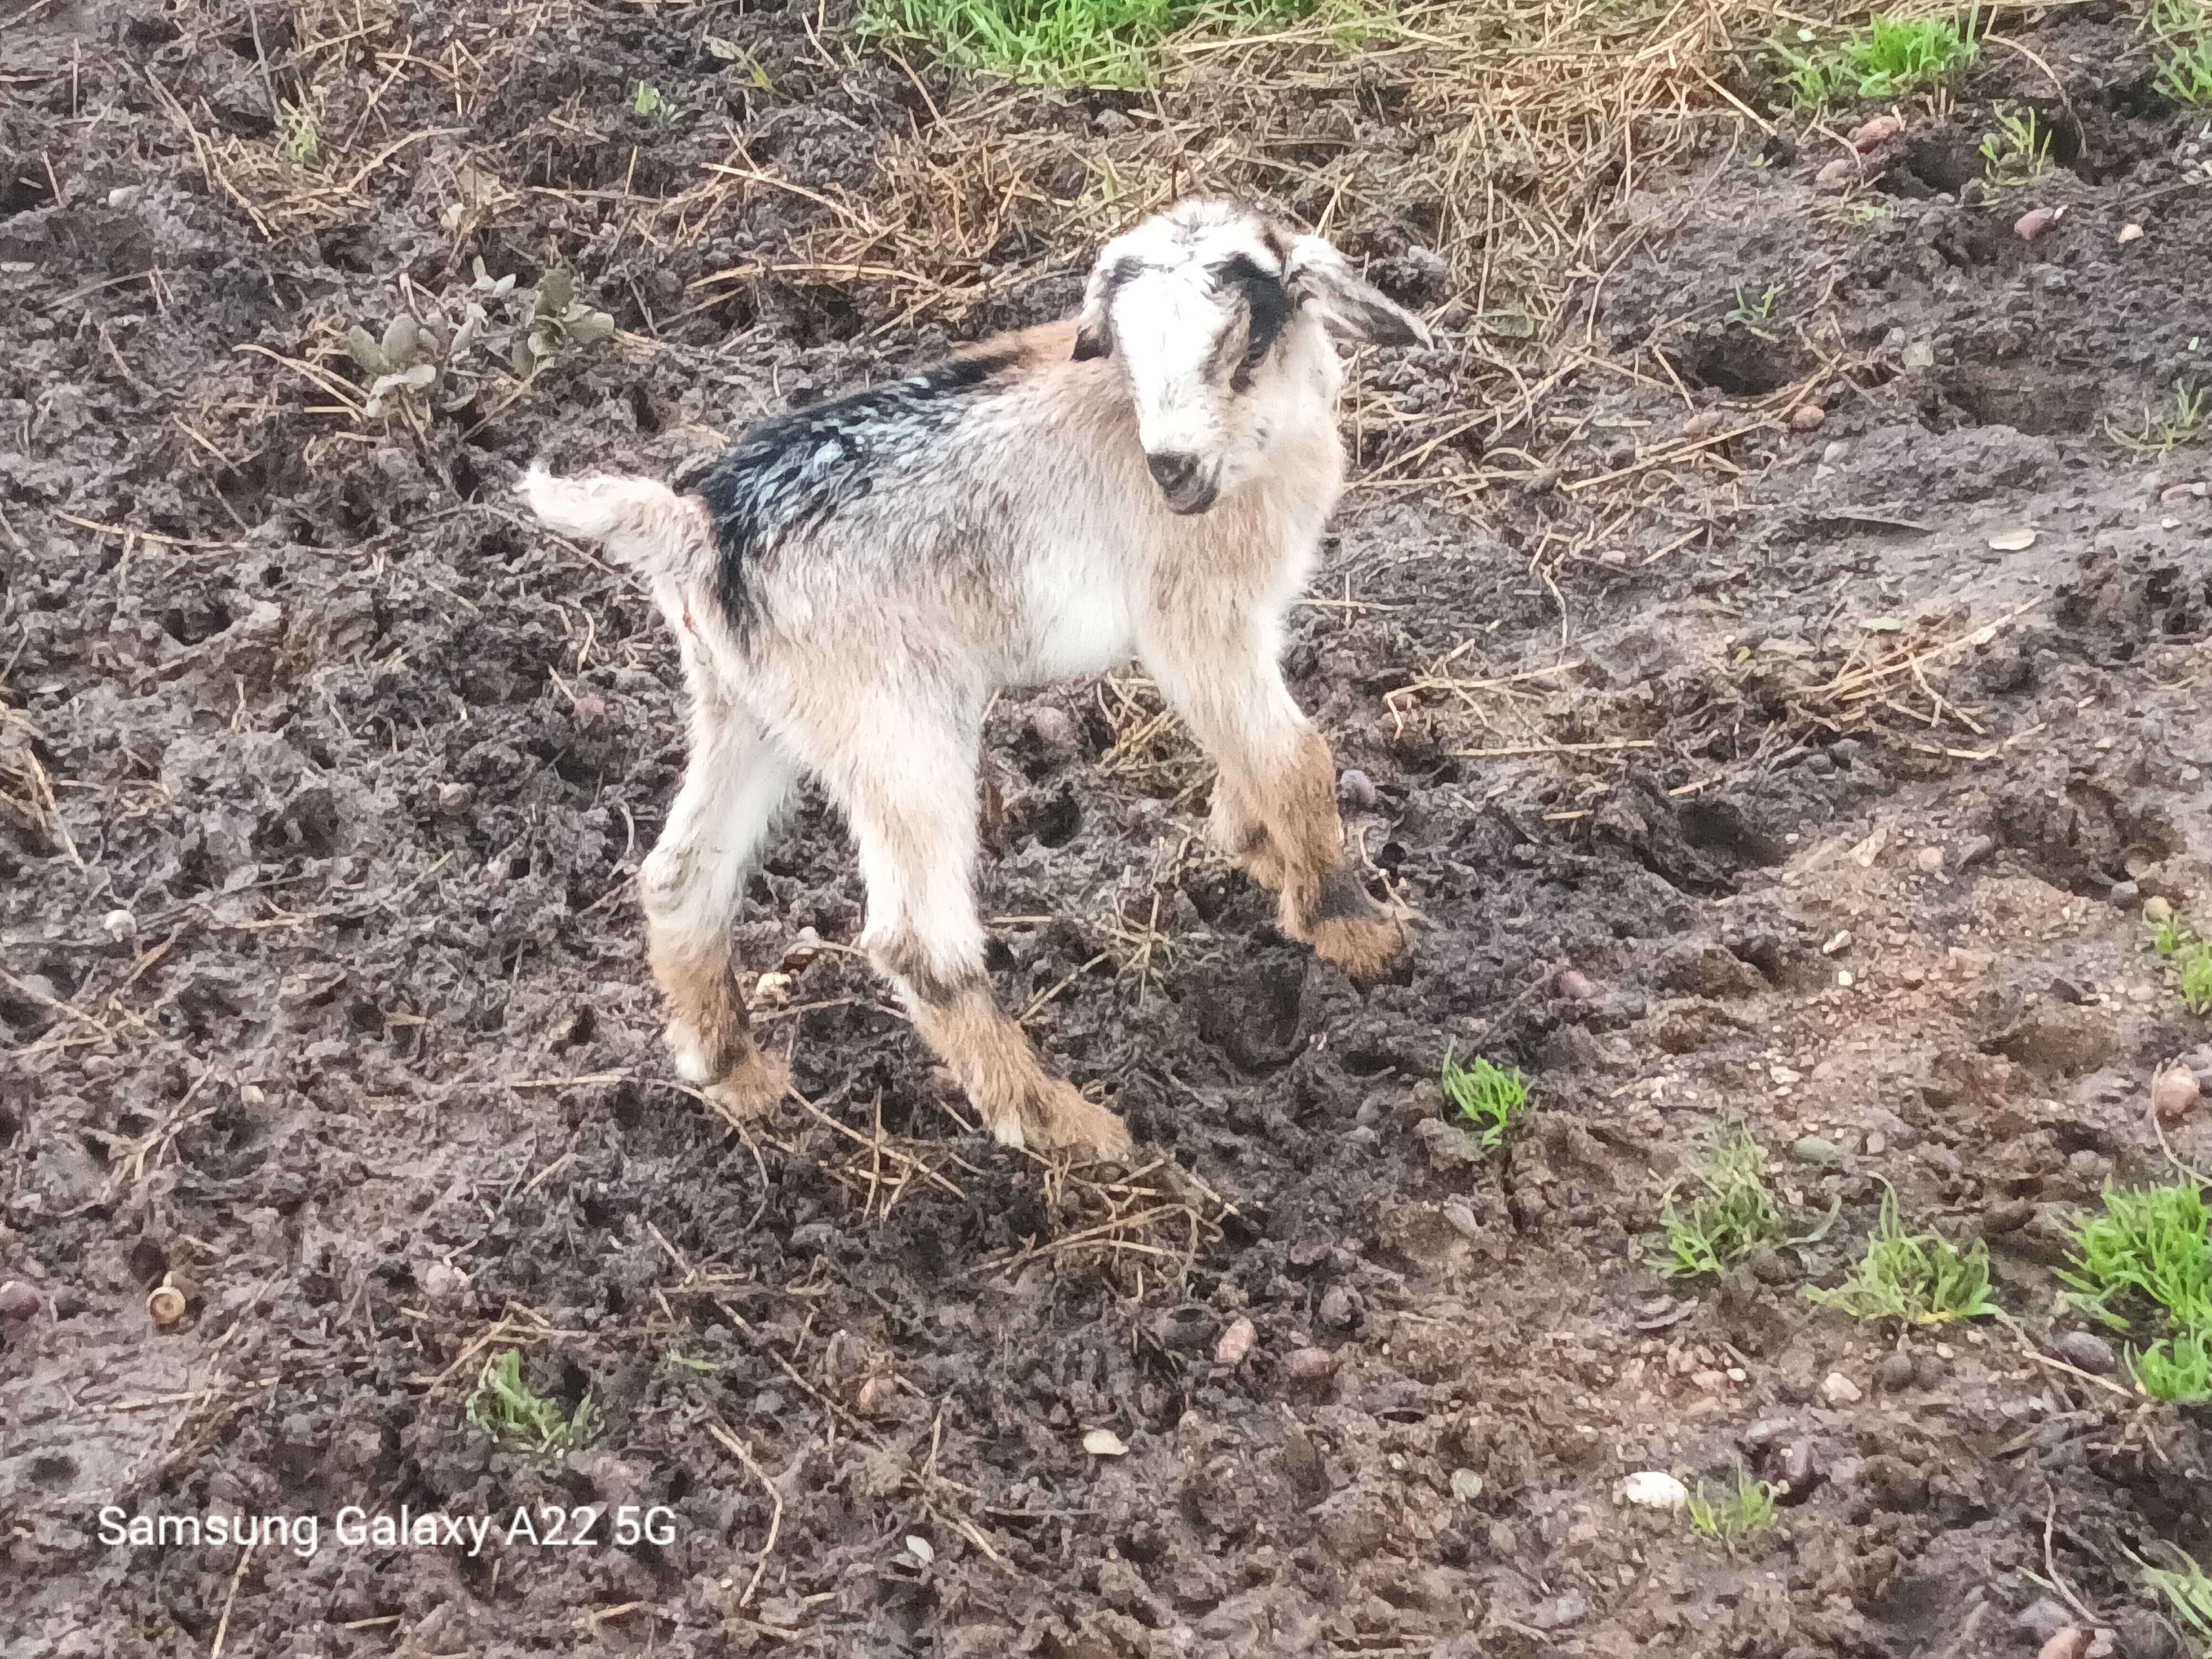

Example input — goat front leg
[640,681,796,1120]
[1145,618,1408,978]
[825,702,1133,1162]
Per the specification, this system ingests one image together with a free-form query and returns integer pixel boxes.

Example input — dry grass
[77,0,1855,536]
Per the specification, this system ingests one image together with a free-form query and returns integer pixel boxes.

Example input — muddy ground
[4,0,2212,1653]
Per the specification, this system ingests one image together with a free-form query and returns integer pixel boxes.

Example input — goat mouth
[1161,484,1219,515]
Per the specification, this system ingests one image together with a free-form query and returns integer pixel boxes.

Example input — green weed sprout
[1803,1186,2000,1326]
[1650,1129,1786,1280]
[1687,1468,1777,1544]
[1441,1052,1530,1150]
[466,1349,599,1453]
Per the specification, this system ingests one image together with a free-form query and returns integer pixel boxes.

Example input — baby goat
[521,197,1430,1161]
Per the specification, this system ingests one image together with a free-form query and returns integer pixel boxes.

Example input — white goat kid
[521,197,1430,1162]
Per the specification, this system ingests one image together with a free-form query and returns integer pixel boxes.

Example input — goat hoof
[1015,1083,1133,1164]
[698,1051,789,1122]
[1308,912,1410,980]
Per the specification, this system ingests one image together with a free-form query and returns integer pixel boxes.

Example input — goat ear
[1071,247,1125,361]
[1285,234,1432,349]
[1072,312,1114,361]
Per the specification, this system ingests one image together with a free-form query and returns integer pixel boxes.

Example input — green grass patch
[1650,1129,1792,1280]
[1774,9,1980,108]
[1687,1468,1778,1545]
[466,1349,600,1453]
[2056,1178,2212,1403]
[1803,1187,2001,1326]
[2152,0,2212,103]
[857,0,1354,86]
[1441,1052,1531,1150]
[2141,1543,2212,1657]
[1979,105,2052,187]
[2146,909,2212,1013]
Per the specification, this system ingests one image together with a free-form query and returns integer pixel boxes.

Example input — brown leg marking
[1234,729,1408,978]
[879,958,1131,1161]
[644,891,789,1121]
[637,680,796,1120]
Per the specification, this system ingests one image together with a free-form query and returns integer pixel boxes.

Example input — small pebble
[148,1285,187,1326]
[1781,1438,1819,1494]
[1876,1350,1916,1391]
[2117,222,2144,244]
[2107,880,2141,910]
[1948,946,1995,980]
[1530,1592,1588,1631]
[0,1281,40,1320]
[2054,1331,2117,1375]
[1082,1428,1129,1457]
[1026,706,1079,754]
[2144,896,2175,925]
[1793,1136,1846,1168]
[1336,768,1379,811]
[1318,1286,1357,1329]
[1285,1347,1339,1381]
[2014,206,2060,241]
[2037,1627,2091,1659]
[2152,1065,2199,1125]
[1619,1470,1689,1511]
[1815,156,1858,186]
[1821,1370,1861,1406]
[1788,404,1827,433]
[1451,1469,1485,1504]
[1849,113,1905,149]
[2015,1598,2074,1645]
[419,1261,467,1302]
[1556,968,1597,1001]
[100,909,137,941]
[1958,834,1995,869]
[1214,1316,1256,1367]
[1681,409,1725,439]
[1916,847,1944,874]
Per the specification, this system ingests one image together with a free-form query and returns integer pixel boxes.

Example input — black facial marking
[1212,254,1294,392]
[685,348,1021,638]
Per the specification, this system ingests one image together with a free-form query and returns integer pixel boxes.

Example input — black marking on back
[687,348,1020,637]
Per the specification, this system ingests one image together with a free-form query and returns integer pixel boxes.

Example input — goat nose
[1147,450,1199,494]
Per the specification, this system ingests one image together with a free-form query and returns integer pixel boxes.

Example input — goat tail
[518,463,712,585]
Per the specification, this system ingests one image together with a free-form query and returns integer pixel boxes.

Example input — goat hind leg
[640,691,795,1119]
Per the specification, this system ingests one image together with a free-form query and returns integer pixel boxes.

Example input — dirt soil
[5,0,2212,1653]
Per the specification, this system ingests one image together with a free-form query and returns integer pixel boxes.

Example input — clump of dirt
[4,0,2211,1655]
